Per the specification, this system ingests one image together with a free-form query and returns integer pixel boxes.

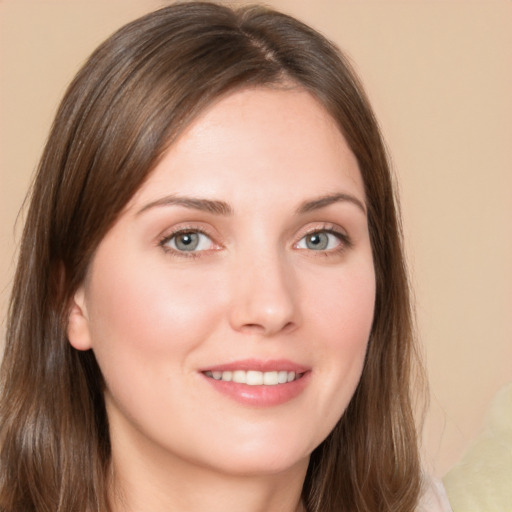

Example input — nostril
[281,321,296,334]
[239,323,266,334]
[238,321,297,336]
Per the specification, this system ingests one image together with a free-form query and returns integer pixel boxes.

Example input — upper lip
[199,359,310,373]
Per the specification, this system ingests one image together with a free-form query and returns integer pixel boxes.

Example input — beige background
[1,0,511,478]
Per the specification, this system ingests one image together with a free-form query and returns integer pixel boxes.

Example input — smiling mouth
[203,370,305,386]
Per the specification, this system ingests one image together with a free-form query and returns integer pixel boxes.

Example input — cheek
[331,263,375,369]
[84,254,229,435]
[85,253,226,366]
[309,260,375,348]
[304,261,375,428]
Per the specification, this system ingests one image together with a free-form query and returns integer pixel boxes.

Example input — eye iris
[175,232,199,251]
[306,232,329,250]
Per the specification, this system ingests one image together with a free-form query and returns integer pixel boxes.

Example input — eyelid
[156,222,351,258]
[293,223,352,251]
[158,224,222,257]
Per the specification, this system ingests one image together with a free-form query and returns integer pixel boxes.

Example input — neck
[109,454,307,512]
[107,426,308,512]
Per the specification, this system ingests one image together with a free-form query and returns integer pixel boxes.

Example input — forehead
[129,86,364,210]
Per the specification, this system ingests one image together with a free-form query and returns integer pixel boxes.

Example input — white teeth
[278,371,288,384]
[263,371,278,385]
[206,369,301,385]
[232,370,246,383]
[246,370,263,385]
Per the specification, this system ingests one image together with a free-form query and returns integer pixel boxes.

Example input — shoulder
[417,476,453,512]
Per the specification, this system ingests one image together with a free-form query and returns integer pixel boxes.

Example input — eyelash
[158,226,218,259]
[295,225,352,255]
[158,224,352,259]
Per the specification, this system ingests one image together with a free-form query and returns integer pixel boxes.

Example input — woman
[0,2,450,511]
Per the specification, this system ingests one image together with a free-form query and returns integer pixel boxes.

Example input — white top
[418,477,453,512]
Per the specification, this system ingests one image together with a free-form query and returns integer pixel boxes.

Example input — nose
[228,250,300,337]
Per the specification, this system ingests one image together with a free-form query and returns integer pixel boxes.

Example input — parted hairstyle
[0,2,425,511]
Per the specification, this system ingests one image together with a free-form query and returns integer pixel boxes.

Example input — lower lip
[201,372,311,407]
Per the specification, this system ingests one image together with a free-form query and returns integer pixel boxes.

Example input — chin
[204,447,310,478]
[188,427,318,478]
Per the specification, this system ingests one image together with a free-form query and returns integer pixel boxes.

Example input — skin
[68,86,376,512]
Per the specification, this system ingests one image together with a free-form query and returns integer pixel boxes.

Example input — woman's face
[68,87,375,477]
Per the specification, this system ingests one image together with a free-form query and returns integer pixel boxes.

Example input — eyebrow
[137,195,233,216]
[137,192,366,217]
[296,193,367,215]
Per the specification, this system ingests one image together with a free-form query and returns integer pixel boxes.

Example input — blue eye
[296,230,344,251]
[162,230,214,252]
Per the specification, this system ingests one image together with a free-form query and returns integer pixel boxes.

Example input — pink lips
[202,359,309,373]
[200,359,311,407]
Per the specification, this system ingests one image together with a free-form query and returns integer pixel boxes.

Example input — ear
[67,287,93,351]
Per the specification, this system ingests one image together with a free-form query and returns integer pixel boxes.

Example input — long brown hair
[0,3,424,511]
